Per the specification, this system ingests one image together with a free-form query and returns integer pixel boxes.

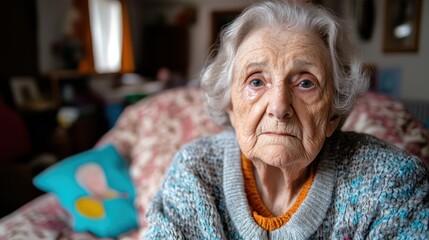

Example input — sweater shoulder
[168,130,236,174]
[336,131,429,185]
[179,130,235,159]
[321,132,429,239]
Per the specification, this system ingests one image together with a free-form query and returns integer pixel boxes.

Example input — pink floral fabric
[342,91,429,167]
[0,88,427,239]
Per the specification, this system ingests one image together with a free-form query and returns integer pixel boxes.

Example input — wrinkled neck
[251,158,312,216]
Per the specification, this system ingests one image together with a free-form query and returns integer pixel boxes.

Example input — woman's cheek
[293,88,320,106]
[244,84,269,103]
[244,85,260,101]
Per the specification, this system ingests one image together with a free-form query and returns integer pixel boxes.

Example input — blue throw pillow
[33,144,138,238]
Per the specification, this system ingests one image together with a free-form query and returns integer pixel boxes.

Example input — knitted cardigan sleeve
[143,147,227,239]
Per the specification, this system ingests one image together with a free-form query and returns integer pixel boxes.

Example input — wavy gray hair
[200,0,369,126]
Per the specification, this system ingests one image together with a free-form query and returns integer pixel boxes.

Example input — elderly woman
[144,1,429,239]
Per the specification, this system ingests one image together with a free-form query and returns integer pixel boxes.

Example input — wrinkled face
[228,27,339,169]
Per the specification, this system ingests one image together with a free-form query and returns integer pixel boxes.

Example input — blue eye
[250,79,264,87]
[299,79,314,89]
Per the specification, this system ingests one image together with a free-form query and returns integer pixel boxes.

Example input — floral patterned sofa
[0,87,428,240]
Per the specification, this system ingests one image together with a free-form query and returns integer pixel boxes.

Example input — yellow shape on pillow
[75,197,105,219]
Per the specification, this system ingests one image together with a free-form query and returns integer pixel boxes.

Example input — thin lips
[261,131,297,137]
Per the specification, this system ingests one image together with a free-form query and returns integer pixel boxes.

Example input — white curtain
[89,0,122,73]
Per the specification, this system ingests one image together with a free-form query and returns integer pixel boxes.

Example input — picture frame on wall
[383,0,422,52]
[10,77,42,107]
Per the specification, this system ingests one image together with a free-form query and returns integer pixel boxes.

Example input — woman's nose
[267,88,293,120]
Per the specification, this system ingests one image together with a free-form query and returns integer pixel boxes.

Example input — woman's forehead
[235,27,330,68]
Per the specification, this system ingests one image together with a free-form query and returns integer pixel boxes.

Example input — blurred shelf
[44,70,122,107]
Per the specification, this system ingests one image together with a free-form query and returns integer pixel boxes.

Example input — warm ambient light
[89,0,123,73]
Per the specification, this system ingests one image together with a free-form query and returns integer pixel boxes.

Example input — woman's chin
[252,144,311,169]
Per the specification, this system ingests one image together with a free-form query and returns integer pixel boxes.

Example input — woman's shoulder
[188,129,236,146]
[321,131,429,238]
[336,131,428,182]
[170,129,237,168]
[181,129,235,153]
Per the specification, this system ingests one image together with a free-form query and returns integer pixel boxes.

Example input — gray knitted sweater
[143,130,429,239]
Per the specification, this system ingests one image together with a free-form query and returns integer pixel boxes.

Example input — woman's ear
[325,115,341,137]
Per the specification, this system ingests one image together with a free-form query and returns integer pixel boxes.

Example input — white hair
[200,0,369,126]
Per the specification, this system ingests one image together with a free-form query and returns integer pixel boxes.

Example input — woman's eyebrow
[292,59,325,76]
[293,59,315,69]
[292,59,326,84]
[244,59,268,69]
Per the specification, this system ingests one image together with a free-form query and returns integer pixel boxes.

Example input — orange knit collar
[241,154,315,231]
